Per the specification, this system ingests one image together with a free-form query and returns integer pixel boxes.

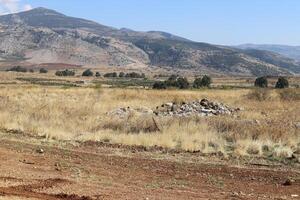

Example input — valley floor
[0,133,299,200]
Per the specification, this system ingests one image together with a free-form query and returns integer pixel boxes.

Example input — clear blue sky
[1,0,300,45]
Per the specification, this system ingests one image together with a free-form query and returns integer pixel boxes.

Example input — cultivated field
[0,71,299,199]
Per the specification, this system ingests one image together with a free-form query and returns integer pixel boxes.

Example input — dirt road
[0,137,299,200]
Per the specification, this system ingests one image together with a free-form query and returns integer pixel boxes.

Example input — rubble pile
[154,99,240,117]
[108,99,240,118]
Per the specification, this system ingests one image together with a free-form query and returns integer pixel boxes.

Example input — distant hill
[237,44,300,62]
[0,7,298,76]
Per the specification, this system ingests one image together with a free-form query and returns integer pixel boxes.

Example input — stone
[36,148,44,154]
[283,178,295,186]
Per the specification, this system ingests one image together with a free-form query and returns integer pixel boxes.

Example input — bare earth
[0,134,299,200]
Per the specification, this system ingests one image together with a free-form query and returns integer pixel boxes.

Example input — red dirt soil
[0,138,299,200]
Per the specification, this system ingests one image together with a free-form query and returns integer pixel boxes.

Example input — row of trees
[153,75,212,90]
[6,66,48,73]
[255,76,289,89]
[103,72,146,78]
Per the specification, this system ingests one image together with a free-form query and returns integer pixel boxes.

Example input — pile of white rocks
[108,99,240,118]
[154,99,240,117]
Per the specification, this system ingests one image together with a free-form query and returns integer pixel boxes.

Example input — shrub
[153,81,167,89]
[165,75,179,87]
[55,69,75,77]
[6,66,27,73]
[119,72,125,78]
[82,69,94,77]
[193,77,203,88]
[104,72,118,78]
[29,69,34,73]
[39,68,48,73]
[125,72,145,78]
[255,77,268,88]
[246,89,271,101]
[201,75,212,87]
[275,77,289,89]
[176,77,189,89]
[95,72,101,77]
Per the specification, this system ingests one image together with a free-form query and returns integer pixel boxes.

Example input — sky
[0,0,300,46]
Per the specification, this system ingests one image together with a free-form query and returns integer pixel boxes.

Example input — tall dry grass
[0,84,299,158]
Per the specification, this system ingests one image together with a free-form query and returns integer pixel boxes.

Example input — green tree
[176,77,189,89]
[153,81,167,89]
[255,77,268,88]
[39,68,48,73]
[201,75,212,87]
[193,77,203,88]
[275,77,289,89]
[82,69,94,77]
[95,72,101,77]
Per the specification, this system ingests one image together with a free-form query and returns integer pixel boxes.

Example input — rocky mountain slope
[237,44,300,62]
[0,7,299,76]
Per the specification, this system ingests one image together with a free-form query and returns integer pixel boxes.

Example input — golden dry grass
[0,72,299,159]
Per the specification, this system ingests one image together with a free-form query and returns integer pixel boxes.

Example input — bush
[153,81,167,89]
[275,77,289,89]
[29,69,34,73]
[125,72,145,78]
[193,75,212,88]
[119,72,125,78]
[201,75,212,87]
[255,77,268,88]
[165,75,179,87]
[193,77,203,88]
[104,72,118,78]
[55,69,75,77]
[95,72,101,77]
[39,68,48,73]
[6,66,27,73]
[82,69,94,77]
[176,77,189,89]
[246,89,271,101]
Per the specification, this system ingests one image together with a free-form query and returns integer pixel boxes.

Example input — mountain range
[0,7,299,76]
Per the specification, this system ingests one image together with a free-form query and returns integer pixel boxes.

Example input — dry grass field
[0,71,300,199]
[0,72,299,160]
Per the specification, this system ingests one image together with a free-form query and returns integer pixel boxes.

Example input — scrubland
[0,73,299,161]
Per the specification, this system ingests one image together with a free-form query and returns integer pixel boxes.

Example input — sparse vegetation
[104,72,118,78]
[55,69,75,76]
[6,66,27,73]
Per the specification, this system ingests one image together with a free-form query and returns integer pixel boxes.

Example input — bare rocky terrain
[0,7,299,76]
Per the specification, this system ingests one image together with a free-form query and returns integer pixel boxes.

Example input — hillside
[237,44,300,62]
[0,7,298,76]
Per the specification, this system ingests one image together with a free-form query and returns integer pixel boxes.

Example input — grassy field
[0,71,299,161]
